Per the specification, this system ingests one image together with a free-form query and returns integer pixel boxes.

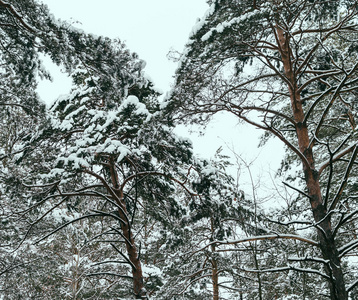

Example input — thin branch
[338,240,358,258]
[90,260,128,267]
[0,0,36,33]
[282,181,311,199]
[0,258,41,276]
[229,107,311,170]
[348,279,358,292]
[110,243,136,270]
[86,272,133,280]
[329,144,358,212]
[109,226,133,246]
[34,213,110,244]
[318,142,356,175]
[89,209,126,225]
[188,234,318,257]
[237,266,330,279]
[175,273,213,296]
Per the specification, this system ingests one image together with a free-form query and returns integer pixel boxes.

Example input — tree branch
[0,0,36,33]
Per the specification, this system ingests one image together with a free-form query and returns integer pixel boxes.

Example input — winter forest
[1,0,358,299]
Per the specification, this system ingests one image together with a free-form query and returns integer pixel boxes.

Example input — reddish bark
[117,201,146,299]
[211,219,219,300]
[277,26,348,300]
[108,159,147,299]
[211,259,219,300]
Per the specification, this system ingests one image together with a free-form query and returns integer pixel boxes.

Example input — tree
[0,1,59,295]
[10,27,197,300]
[156,152,252,300]
[0,1,198,298]
[168,0,358,299]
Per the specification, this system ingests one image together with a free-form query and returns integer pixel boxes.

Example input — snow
[95,111,117,131]
[64,104,86,120]
[51,207,73,223]
[201,10,263,42]
[3,1,38,33]
[142,264,162,277]
[59,119,73,130]
[49,168,65,177]
[143,71,163,94]
[201,166,218,176]
[189,3,216,38]
[338,239,358,256]
[122,95,140,106]
[62,153,91,169]
[88,110,105,124]
[174,133,193,146]
[317,141,357,174]
[120,95,151,119]
[75,137,95,147]
[116,146,132,162]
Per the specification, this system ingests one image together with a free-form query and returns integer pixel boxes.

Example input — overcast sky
[36,0,285,195]
[38,0,208,98]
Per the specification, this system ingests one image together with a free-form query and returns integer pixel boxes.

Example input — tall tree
[168,0,358,299]
[13,30,195,299]
[0,1,58,295]
[157,152,251,299]
[0,1,196,298]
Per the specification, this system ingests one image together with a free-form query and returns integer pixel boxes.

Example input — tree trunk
[211,257,219,300]
[276,26,348,300]
[210,219,219,300]
[108,160,147,299]
[118,204,146,299]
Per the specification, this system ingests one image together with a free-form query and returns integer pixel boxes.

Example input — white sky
[38,0,208,97]
[37,0,285,199]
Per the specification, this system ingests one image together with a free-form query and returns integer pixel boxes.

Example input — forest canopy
[1,0,358,299]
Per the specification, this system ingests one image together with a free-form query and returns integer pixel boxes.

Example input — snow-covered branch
[188,234,318,257]
[237,266,330,279]
[0,0,37,33]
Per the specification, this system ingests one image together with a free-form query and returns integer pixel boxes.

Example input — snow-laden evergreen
[2,0,358,299]
[167,0,358,299]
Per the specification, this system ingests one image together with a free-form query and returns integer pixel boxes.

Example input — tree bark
[211,253,219,300]
[118,202,146,299]
[108,159,147,299]
[276,26,348,300]
[211,219,219,300]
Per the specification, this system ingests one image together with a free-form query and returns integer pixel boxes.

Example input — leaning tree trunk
[108,160,147,299]
[117,198,146,299]
[277,27,348,300]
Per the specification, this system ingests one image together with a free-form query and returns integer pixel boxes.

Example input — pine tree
[0,1,58,295]
[156,152,259,300]
[11,27,196,300]
[0,1,196,298]
[168,0,358,299]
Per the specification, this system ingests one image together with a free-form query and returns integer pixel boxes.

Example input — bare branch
[237,266,330,279]
[90,260,129,267]
[318,142,356,175]
[188,234,318,257]
[329,144,358,212]
[282,181,311,199]
[348,279,358,292]
[34,213,111,245]
[86,272,133,280]
[110,243,136,270]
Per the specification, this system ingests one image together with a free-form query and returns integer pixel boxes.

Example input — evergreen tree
[168,0,358,299]
[17,35,194,298]
[0,1,194,298]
